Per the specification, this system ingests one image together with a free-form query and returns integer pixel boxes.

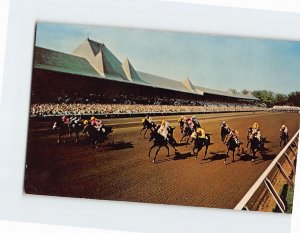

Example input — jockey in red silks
[186,117,194,129]
[61,115,70,124]
[90,116,103,131]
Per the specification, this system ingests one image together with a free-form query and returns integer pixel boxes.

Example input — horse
[82,123,113,147]
[53,119,71,143]
[224,136,241,163]
[249,136,265,162]
[192,134,210,160]
[68,121,85,143]
[220,125,231,143]
[148,129,177,163]
[140,119,156,138]
[279,130,289,147]
[179,123,195,147]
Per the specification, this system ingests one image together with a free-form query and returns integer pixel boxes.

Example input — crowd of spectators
[30,102,267,116]
[30,91,269,116]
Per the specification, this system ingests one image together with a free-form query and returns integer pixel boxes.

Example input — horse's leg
[165,145,170,157]
[186,135,190,147]
[75,131,79,144]
[140,127,145,135]
[252,150,256,162]
[195,147,200,160]
[148,144,156,158]
[153,146,162,162]
[144,128,148,138]
[179,134,185,143]
[225,149,229,163]
[204,145,208,160]
[232,149,235,163]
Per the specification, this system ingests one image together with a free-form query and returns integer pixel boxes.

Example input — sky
[35,22,300,94]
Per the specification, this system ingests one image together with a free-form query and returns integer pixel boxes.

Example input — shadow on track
[107,141,134,151]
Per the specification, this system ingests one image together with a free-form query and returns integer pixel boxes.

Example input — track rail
[234,129,299,212]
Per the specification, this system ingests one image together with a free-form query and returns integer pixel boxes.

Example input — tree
[288,92,300,106]
[252,90,275,107]
[274,93,288,106]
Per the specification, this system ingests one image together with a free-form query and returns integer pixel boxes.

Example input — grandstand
[31,38,261,116]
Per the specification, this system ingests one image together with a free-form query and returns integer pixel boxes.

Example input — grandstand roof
[122,58,145,83]
[34,47,100,77]
[33,41,258,101]
[137,71,194,94]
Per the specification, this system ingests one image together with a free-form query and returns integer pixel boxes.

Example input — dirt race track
[25,112,299,210]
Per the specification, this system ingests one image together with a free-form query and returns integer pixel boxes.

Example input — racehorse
[279,131,289,147]
[53,119,71,143]
[249,136,265,162]
[220,125,231,143]
[224,136,240,163]
[140,119,156,138]
[64,120,85,143]
[148,129,178,163]
[192,134,210,160]
[82,123,113,147]
[179,123,195,147]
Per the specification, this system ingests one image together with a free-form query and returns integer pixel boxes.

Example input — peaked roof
[122,58,145,83]
[33,46,100,77]
[34,43,258,101]
[182,77,196,92]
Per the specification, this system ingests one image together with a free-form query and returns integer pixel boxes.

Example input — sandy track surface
[25,112,299,210]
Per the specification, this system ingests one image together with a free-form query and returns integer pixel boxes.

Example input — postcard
[25,21,299,213]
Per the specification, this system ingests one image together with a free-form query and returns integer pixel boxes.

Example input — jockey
[186,117,194,129]
[145,115,152,123]
[228,129,240,145]
[220,121,229,129]
[178,115,186,123]
[196,127,206,139]
[158,120,169,139]
[280,124,288,134]
[192,115,201,128]
[90,116,103,131]
[61,115,70,124]
[69,114,80,125]
[83,120,89,125]
[251,122,261,141]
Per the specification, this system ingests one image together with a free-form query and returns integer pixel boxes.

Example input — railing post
[284,152,296,174]
[264,178,285,213]
[276,162,294,187]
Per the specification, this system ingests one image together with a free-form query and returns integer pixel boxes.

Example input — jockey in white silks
[280,125,288,134]
[251,122,261,141]
[158,120,170,139]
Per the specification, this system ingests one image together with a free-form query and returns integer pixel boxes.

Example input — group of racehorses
[52,115,289,163]
[141,117,211,163]
[52,118,113,147]
[142,116,289,163]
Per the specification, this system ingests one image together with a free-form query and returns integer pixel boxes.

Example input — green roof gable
[34,46,100,78]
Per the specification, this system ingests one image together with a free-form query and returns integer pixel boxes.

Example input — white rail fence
[234,129,299,212]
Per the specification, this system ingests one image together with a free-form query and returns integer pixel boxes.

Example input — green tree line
[241,90,300,107]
